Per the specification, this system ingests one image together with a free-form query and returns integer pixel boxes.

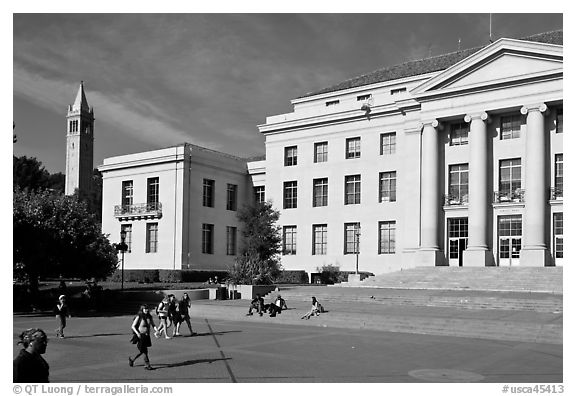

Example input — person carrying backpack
[154,297,171,339]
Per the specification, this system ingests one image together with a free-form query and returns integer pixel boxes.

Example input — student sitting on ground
[301,296,324,319]
[268,294,288,317]
[246,294,264,316]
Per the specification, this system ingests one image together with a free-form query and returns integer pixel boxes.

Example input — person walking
[167,294,181,337]
[128,305,157,370]
[13,328,50,383]
[175,292,195,336]
[54,295,70,338]
[301,296,322,319]
[154,297,171,339]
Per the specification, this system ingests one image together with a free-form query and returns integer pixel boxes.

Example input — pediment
[412,38,563,96]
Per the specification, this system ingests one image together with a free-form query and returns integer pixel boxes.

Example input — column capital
[521,103,547,115]
[419,119,443,131]
[464,112,491,123]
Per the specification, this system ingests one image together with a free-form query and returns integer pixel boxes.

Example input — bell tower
[65,81,94,197]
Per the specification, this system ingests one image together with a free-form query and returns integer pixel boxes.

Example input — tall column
[520,103,551,266]
[463,112,494,266]
[418,120,444,266]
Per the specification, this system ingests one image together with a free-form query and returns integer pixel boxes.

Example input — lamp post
[355,227,361,275]
[118,230,128,291]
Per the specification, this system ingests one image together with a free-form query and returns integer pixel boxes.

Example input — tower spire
[73,81,90,112]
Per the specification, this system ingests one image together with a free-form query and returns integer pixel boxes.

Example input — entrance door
[498,215,522,266]
[448,218,468,266]
[553,213,563,266]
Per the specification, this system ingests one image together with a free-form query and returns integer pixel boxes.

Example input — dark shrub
[274,270,309,284]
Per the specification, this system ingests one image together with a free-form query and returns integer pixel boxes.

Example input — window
[254,186,265,204]
[283,226,297,255]
[345,175,361,205]
[314,142,328,163]
[147,177,159,207]
[145,223,158,253]
[501,115,521,140]
[448,164,469,202]
[313,178,328,207]
[556,108,563,133]
[391,87,406,95]
[284,146,298,166]
[122,180,133,208]
[346,137,361,159]
[283,181,298,209]
[357,94,372,101]
[312,224,328,255]
[379,172,397,202]
[69,120,79,133]
[378,221,396,254]
[121,224,132,253]
[326,100,339,106]
[554,213,563,259]
[226,184,238,211]
[555,154,563,197]
[202,224,214,254]
[203,179,215,207]
[450,122,469,146]
[226,226,237,255]
[344,223,360,254]
[380,132,396,155]
[499,159,522,198]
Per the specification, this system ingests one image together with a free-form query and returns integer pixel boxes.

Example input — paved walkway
[13,296,563,383]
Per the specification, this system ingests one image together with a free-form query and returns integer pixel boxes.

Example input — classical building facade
[99,144,252,270]
[65,81,94,197]
[99,30,562,277]
[258,31,563,276]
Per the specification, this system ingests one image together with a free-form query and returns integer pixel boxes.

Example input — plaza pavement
[13,296,562,383]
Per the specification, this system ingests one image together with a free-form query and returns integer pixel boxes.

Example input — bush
[316,264,340,284]
[158,270,182,283]
[108,270,159,283]
[274,270,309,284]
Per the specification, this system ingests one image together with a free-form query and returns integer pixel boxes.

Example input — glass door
[448,218,468,266]
[498,215,522,266]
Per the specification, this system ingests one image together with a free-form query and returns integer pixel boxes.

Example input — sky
[12,13,563,174]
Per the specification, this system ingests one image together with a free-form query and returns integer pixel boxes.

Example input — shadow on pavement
[152,357,232,370]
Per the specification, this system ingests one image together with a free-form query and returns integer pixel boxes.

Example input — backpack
[130,315,143,343]
[156,301,166,316]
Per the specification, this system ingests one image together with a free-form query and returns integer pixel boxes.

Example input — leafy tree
[227,201,282,285]
[13,188,118,294]
[13,156,51,192]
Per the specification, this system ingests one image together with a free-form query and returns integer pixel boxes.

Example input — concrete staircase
[340,266,563,294]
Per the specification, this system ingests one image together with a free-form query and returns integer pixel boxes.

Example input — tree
[13,188,118,293]
[227,201,283,285]
[13,156,50,192]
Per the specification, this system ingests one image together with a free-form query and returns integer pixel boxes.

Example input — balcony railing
[550,187,563,201]
[114,202,162,219]
[444,193,469,206]
[493,189,525,203]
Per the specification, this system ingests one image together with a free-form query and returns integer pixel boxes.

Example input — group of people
[247,294,325,320]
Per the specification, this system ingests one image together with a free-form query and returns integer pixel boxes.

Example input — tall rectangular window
[313,178,328,207]
[312,224,328,255]
[448,164,469,202]
[554,213,563,259]
[556,108,563,133]
[226,184,238,211]
[379,171,397,202]
[284,146,298,166]
[450,122,469,146]
[378,221,396,254]
[380,132,396,155]
[501,115,521,140]
[344,222,360,254]
[147,177,159,206]
[345,175,361,205]
[121,180,133,208]
[555,154,563,196]
[314,142,328,163]
[283,181,298,209]
[346,137,361,159]
[226,226,237,255]
[499,158,522,197]
[145,223,158,253]
[203,179,215,207]
[254,186,265,204]
[202,224,214,254]
[283,226,297,255]
[121,224,132,253]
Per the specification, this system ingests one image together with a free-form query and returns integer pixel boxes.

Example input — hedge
[107,269,229,283]
[274,270,309,284]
